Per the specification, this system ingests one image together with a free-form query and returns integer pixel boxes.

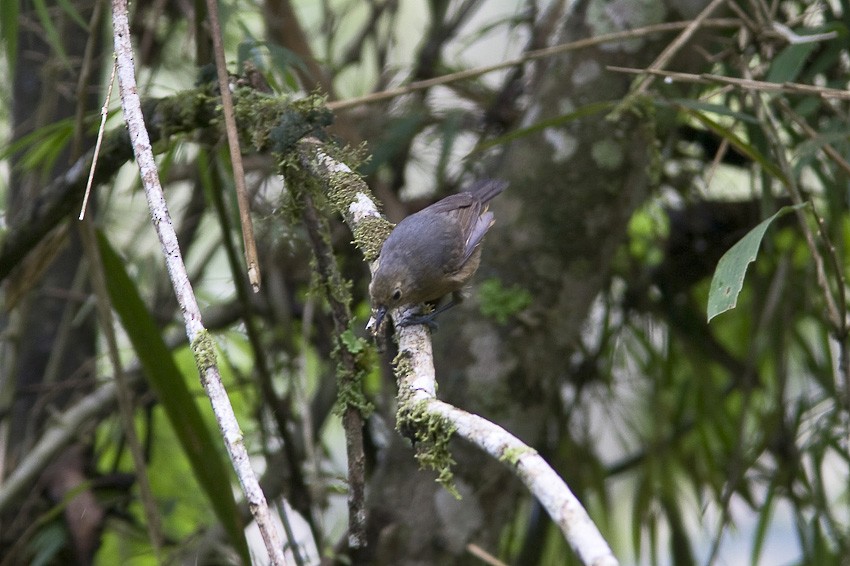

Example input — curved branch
[299,140,619,566]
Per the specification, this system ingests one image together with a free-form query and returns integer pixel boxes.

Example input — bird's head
[368,262,414,328]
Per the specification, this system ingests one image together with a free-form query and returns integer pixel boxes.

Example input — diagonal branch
[110,0,289,562]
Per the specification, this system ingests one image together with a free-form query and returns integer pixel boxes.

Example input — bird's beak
[369,305,388,332]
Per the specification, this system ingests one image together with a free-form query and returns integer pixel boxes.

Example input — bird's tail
[467,179,508,203]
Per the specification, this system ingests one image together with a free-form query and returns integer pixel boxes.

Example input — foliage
[478,277,533,325]
[707,203,809,321]
[1,0,849,564]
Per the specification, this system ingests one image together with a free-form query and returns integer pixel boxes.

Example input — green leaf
[31,0,72,70]
[668,99,759,124]
[29,522,67,566]
[478,278,533,325]
[678,106,787,183]
[54,0,90,31]
[0,117,75,167]
[766,41,818,84]
[707,203,808,322]
[750,481,776,564]
[340,328,365,354]
[1,0,19,76]
[97,233,250,563]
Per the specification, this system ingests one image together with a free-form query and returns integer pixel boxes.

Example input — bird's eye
[392,289,402,301]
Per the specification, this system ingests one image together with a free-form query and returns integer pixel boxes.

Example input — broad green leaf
[707,203,808,322]
[97,233,250,563]
[30,522,66,566]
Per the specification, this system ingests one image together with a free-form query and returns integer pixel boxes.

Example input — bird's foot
[397,300,459,330]
[397,311,440,330]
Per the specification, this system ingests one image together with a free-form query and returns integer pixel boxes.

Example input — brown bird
[369,179,507,329]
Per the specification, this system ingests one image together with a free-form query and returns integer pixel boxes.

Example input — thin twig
[632,0,730,95]
[205,0,262,291]
[0,299,253,513]
[759,94,850,408]
[79,60,117,220]
[609,67,850,100]
[327,19,741,111]
[71,0,106,159]
[204,155,311,566]
[0,380,120,512]
[296,296,323,529]
[758,97,842,331]
[775,100,850,394]
[776,99,850,179]
[466,543,508,566]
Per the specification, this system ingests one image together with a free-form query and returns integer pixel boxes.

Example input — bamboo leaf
[31,0,72,70]
[750,482,776,564]
[54,0,89,31]
[677,106,787,182]
[669,99,758,124]
[1,0,19,76]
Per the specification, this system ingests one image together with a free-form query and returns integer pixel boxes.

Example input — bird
[368,179,507,330]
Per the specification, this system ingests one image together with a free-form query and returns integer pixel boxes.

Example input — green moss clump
[190,330,217,373]
[394,373,460,499]
[233,89,292,151]
[333,328,376,418]
[323,168,393,261]
[392,351,415,387]
[500,445,537,466]
[478,278,533,325]
[231,90,332,154]
[327,169,369,213]
[149,88,215,139]
[268,96,334,154]
[354,216,394,262]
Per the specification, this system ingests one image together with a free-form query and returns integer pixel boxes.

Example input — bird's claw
[397,311,440,330]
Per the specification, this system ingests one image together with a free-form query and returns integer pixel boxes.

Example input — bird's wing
[420,190,499,266]
[461,210,494,264]
[422,192,476,214]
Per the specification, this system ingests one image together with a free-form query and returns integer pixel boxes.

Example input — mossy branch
[0,85,331,282]
[280,161,372,552]
[292,137,619,566]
